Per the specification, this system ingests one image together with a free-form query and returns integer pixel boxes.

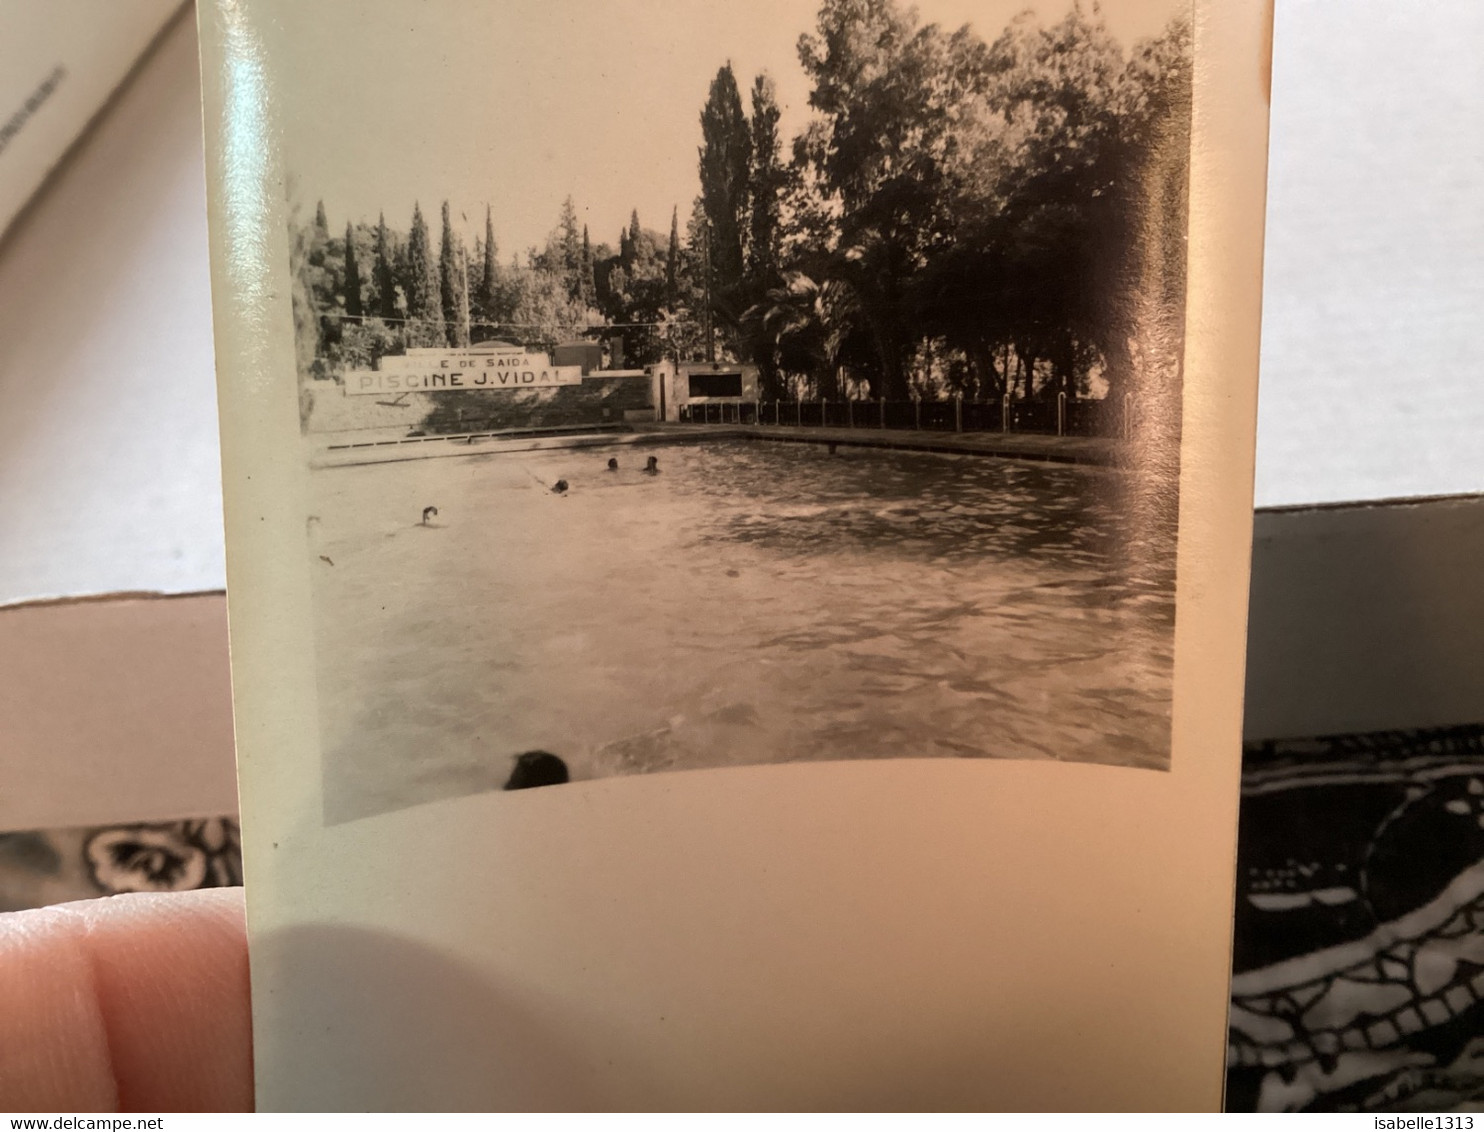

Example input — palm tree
[744,271,864,401]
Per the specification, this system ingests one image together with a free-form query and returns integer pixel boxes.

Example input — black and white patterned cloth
[5,726,1483,1111]
[1228,725,1484,1112]
[0,818,240,913]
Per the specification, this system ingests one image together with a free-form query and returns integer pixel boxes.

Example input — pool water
[308,440,1176,823]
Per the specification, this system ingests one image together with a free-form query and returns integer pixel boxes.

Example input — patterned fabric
[1228,725,1484,1112]
[0,818,240,913]
[6,726,1483,1111]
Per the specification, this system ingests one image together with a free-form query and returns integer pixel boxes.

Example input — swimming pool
[308,439,1176,823]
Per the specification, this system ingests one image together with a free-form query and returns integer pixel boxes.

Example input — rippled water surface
[310,440,1176,822]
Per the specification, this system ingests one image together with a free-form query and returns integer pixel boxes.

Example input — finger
[0,887,253,1112]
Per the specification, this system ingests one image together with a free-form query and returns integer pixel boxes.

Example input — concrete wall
[419,371,653,434]
[652,362,760,422]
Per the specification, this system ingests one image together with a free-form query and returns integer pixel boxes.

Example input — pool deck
[702,424,1119,466]
[310,423,1122,469]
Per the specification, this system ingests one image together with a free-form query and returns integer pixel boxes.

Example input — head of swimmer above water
[504,750,569,790]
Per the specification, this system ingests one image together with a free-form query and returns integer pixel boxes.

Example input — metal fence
[677,393,1131,439]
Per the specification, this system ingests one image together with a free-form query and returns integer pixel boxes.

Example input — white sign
[344,351,585,396]
[379,351,547,373]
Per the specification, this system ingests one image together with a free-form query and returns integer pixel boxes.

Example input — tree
[476,206,498,321]
[439,200,469,347]
[595,210,668,365]
[1100,14,1192,413]
[403,201,444,345]
[342,221,362,318]
[666,206,681,304]
[794,0,964,398]
[681,196,715,361]
[973,7,1131,401]
[619,225,634,269]
[744,271,865,400]
[287,207,326,430]
[374,212,397,319]
[557,195,582,300]
[738,74,789,394]
[747,74,784,285]
[698,63,752,334]
[580,225,597,308]
[313,199,329,240]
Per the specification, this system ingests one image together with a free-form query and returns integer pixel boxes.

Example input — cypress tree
[439,200,469,347]
[628,209,643,262]
[479,206,498,318]
[374,212,396,319]
[747,74,783,284]
[343,221,362,318]
[314,199,329,239]
[580,224,597,308]
[666,206,680,303]
[458,240,472,346]
[558,196,582,300]
[404,201,443,341]
[698,63,751,297]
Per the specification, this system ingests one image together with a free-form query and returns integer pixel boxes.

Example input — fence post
[775,400,781,426]
[796,399,802,427]
[1001,393,1010,434]
[880,397,886,429]
[914,398,921,430]
[955,394,963,433]
[821,397,827,428]
[847,399,854,429]
[1057,391,1066,437]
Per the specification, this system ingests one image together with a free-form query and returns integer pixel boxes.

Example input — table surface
[1,1,1480,605]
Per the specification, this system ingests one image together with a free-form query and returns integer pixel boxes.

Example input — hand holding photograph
[199,0,1271,1110]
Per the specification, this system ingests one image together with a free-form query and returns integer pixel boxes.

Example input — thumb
[0,887,252,1112]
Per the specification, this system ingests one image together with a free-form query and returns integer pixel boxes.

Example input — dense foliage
[290,0,1190,414]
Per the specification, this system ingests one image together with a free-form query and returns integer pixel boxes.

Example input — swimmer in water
[504,750,569,790]
[552,479,569,494]
[421,506,438,525]
[607,457,619,471]
[643,455,659,475]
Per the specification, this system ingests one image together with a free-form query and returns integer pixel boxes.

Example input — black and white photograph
[283,0,1194,823]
